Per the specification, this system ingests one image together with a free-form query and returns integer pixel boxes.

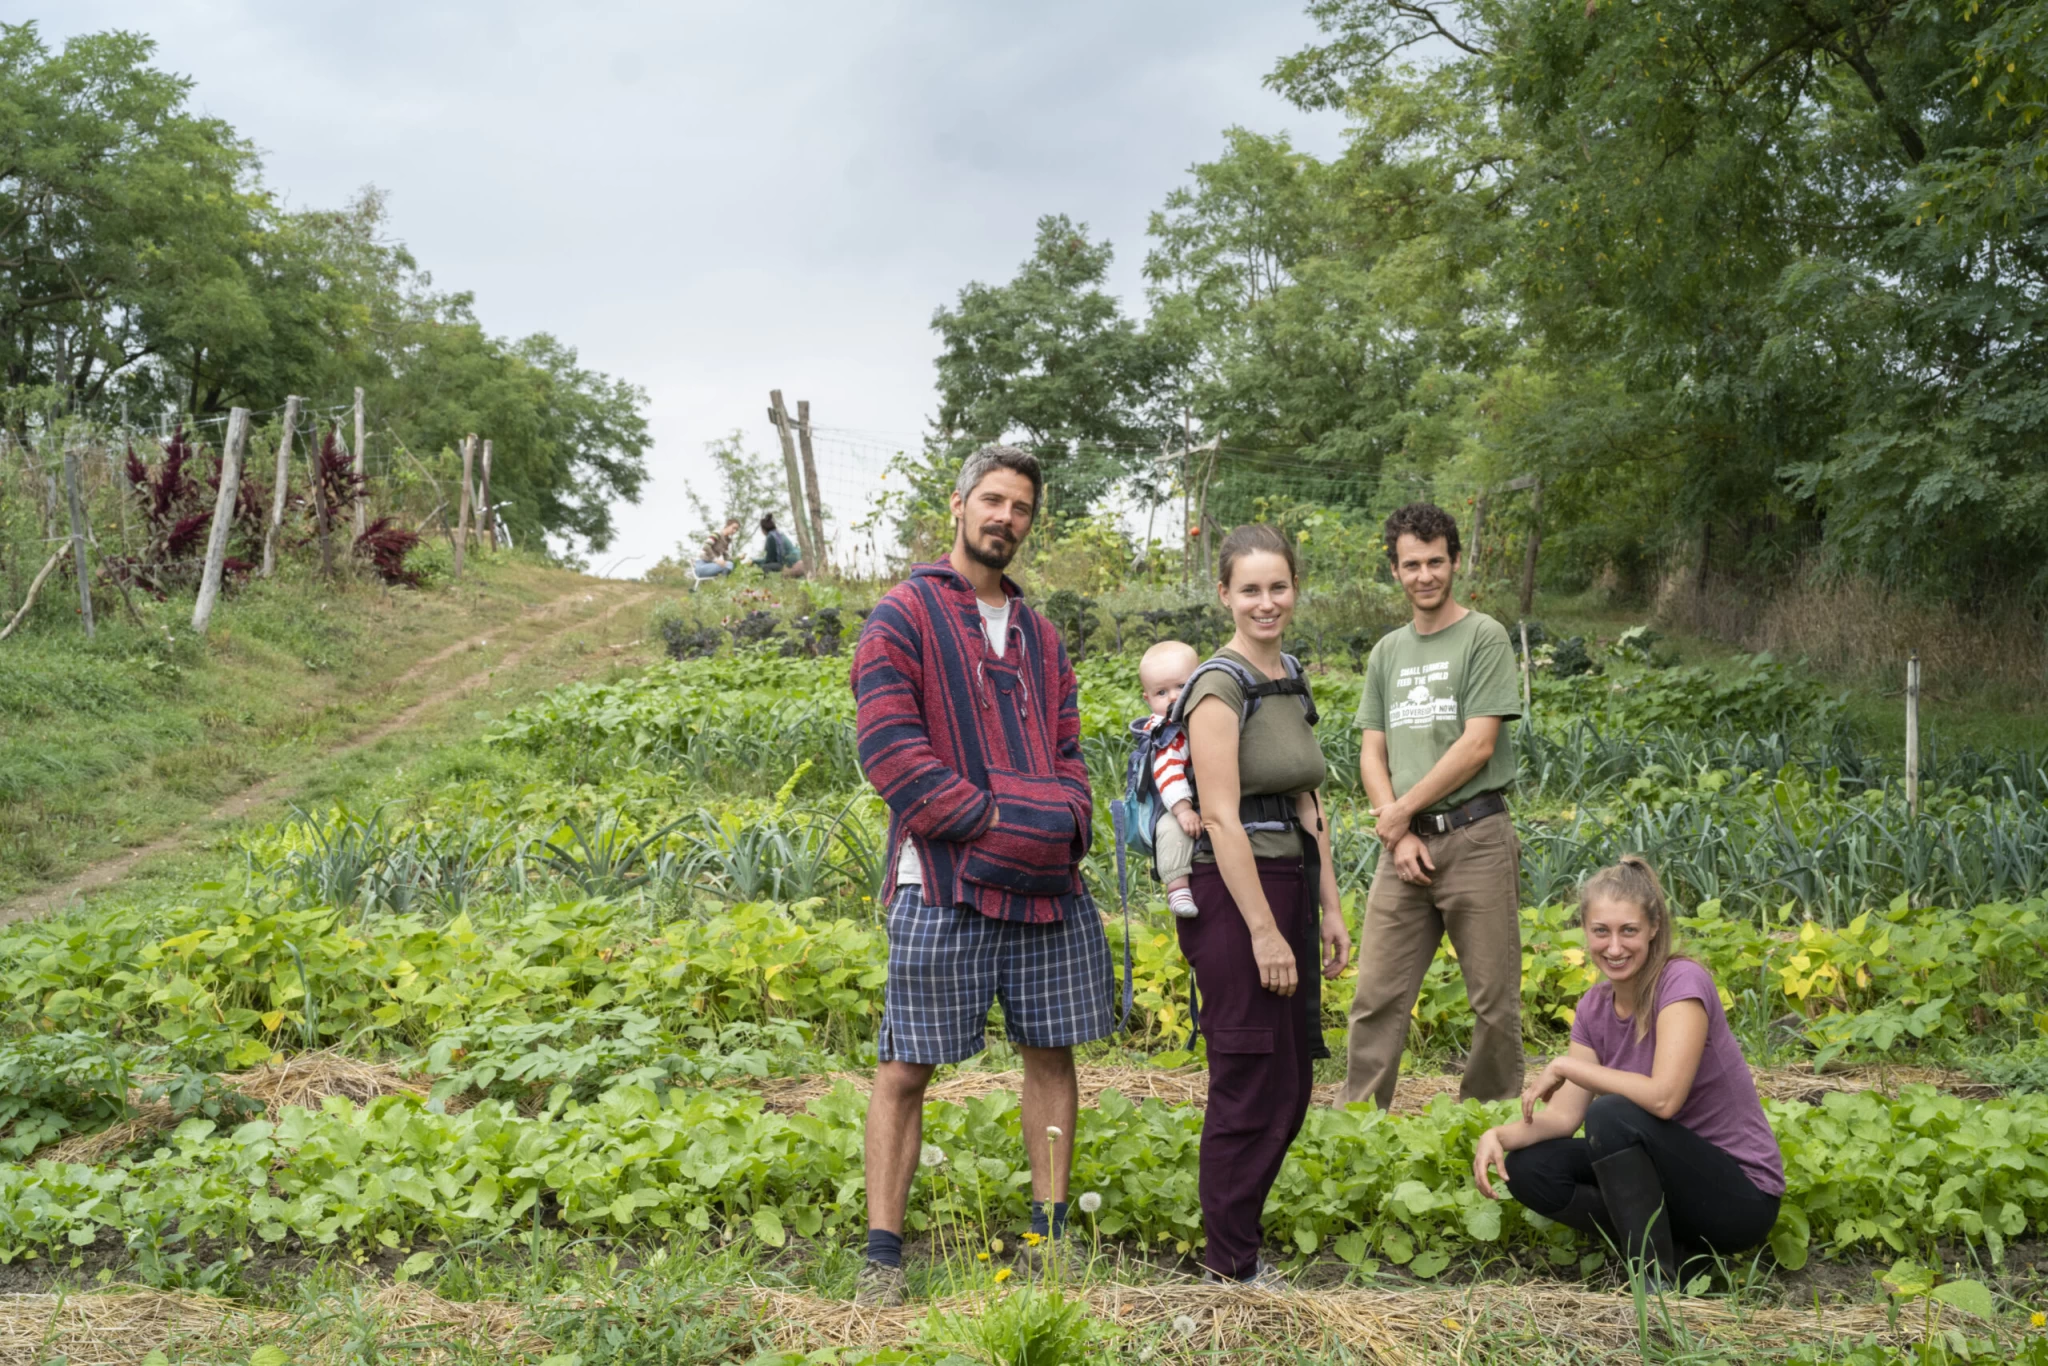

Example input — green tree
[0,24,257,414]
[931,215,1187,515]
[683,430,785,547]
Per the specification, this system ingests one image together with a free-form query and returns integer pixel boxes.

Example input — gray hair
[954,444,1043,510]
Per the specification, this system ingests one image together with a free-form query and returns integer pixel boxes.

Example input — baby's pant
[1154,810,1196,885]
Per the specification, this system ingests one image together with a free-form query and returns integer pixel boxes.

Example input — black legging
[1504,1095,1780,1254]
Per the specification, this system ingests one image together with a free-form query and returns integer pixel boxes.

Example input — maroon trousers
[1179,857,1315,1280]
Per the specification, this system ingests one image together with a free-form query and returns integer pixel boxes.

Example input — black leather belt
[1413,790,1508,837]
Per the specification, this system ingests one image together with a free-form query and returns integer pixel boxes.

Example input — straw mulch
[0,1284,540,1366]
[0,1281,1940,1366]
[744,1282,1934,1364]
[37,1052,429,1165]
[751,1061,1987,1117]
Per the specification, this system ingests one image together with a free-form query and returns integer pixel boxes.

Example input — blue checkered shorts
[878,886,1116,1064]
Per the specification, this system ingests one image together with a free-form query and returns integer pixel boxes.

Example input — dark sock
[1029,1201,1071,1239]
[865,1228,903,1268]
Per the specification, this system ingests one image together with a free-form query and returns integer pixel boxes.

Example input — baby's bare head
[1139,640,1201,717]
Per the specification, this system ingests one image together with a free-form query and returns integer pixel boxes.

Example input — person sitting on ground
[753,513,806,577]
[694,519,741,579]
[1134,639,1204,919]
[1471,856,1784,1283]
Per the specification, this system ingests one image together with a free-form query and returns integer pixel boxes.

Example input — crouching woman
[1471,856,1783,1280]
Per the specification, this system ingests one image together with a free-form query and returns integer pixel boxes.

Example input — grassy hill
[0,554,655,907]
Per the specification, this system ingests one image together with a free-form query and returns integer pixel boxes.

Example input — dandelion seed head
[1077,1191,1102,1213]
[1173,1314,1199,1337]
[919,1143,947,1167]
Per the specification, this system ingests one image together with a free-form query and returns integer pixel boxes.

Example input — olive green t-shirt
[1357,610,1520,813]
[1183,649,1327,861]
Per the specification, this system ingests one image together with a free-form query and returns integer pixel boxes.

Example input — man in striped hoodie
[851,444,1111,1306]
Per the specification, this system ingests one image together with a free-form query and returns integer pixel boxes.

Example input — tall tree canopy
[0,23,649,551]
[1155,0,2048,600]
[931,215,1187,515]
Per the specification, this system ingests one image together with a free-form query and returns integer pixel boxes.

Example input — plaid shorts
[878,886,1116,1064]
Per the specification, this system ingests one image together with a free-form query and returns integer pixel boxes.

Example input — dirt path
[0,585,654,926]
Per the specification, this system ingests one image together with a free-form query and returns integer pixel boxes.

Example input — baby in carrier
[1135,640,1204,919]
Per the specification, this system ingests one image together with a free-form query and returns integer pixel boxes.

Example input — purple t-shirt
[1570,958,1785,1196]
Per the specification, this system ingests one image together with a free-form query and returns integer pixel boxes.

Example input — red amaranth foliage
[354,516,424,587]
[312,424,364,517]
[110,425,265,596]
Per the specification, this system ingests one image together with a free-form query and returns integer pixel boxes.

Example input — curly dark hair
[1383,502,1462,564]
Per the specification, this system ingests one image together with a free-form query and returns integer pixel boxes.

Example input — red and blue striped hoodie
[852,561,1091,924]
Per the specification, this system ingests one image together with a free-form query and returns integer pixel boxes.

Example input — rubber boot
[1592,1147,1678,1286]
[1548,1182,1615,1238]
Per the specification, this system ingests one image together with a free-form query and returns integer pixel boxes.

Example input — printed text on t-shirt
[1387,661,1459,729]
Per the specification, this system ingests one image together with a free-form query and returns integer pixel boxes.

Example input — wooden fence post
[114,401,133,552]
[352,387,367,540]
[1518,477,1543,620]
[306,417,334,576]
[767,391,816,570]
[192,408,250,634]
[262,395,301,578]
[1470,493,1488,583]
[795,400,828,572]
[455,435,474,579]
[63,448,93,640]
[479,439,494,550]
[1905,650,1921,820]
[1519,620,1535,721]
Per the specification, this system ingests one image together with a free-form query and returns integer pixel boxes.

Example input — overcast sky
[34,2,1348,575]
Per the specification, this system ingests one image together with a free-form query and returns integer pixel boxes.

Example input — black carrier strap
[1239,674,1319,726]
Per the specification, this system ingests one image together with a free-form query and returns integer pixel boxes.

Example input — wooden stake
[306,416,334,576]
[1518,477,1543,619]
[0,543,67,642]
[795,400,828,572]
[1470,493,1488,583]
[767,391,816,570]
[455,435,474,579]
[479,439,494,550]
[1519,620,1534,721]
[192,407,249,634]
[1905,650,1921,820]
[114,401,133,552]
[262,394,301,578]
[351,387,367,539]
[63,448,93,639]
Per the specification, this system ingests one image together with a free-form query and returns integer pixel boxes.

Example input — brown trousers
[1339,808,1523,1110]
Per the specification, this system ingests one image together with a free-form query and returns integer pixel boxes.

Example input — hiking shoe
[853,1260,907,1308]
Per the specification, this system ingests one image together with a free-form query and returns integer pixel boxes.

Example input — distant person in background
[753,513,806,577]
[694,518,740,579]
[1472,856,1784,1284]
[1340,501,1524,1111]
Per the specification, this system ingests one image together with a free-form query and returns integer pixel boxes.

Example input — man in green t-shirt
[1339,502,1524,1111]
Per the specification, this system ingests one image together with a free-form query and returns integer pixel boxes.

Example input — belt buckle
[1421,811,1449,837]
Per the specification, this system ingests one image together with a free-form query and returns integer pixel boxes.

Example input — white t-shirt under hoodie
[895,597,1010,888]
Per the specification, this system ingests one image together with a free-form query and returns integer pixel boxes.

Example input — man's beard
[960,524,1018,570]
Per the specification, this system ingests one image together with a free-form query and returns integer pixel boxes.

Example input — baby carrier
[1108,653,1318,1029]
